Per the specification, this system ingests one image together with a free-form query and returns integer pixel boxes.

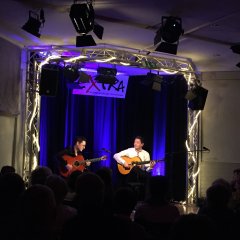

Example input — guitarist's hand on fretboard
[85,161,91,166]
[150,160,156,169]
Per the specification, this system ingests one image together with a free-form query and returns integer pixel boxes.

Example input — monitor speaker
[188,86,208,110]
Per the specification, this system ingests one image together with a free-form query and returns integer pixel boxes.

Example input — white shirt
[113,147,152,171]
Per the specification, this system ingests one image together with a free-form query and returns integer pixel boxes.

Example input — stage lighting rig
[95,67,117,84]
[154,16,184,55]
[69,1,104,47]
[22,9,45,38]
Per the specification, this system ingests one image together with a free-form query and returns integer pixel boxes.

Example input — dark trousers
[117,166,151,200]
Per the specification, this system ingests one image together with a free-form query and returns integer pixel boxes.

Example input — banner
[71,73,129,99]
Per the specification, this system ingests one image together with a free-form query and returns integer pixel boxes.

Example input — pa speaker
[40,64,60,96]
[188,86,208,110]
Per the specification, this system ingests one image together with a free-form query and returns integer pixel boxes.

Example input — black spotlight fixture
[154,16,184,55]
[22,9,45,38]
[230,44,240,68]
[147,72,163,91]
[95,67,117,84]
[230,44,240,54]
[69,1,104,47]
[140,72,163,91]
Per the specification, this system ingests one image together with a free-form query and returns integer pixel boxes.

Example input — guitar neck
[133,159,164,165]
[83,157,102,163]
[134,161,150,165]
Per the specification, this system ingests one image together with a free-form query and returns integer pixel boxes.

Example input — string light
[95,56,116,62]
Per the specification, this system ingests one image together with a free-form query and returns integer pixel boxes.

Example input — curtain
[40,73,187,200]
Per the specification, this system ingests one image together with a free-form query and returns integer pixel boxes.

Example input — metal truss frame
[23,44,201,202]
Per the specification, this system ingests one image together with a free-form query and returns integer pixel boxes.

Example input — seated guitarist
[113,136,155,186]
[57,136,91,177]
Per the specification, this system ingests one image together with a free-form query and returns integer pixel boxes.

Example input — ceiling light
[95,67,117,84]
[154,16,184,55]
[230,44,240,54]
[22,9,45,38]
[76,35,96,47]
[69,2,104,47]
[140,72,163,91]
[70,3,94,34]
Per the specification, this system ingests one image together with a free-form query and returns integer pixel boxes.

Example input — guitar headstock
[101,155,107,160]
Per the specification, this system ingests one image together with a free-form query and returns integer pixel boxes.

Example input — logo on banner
[71,73,129,99]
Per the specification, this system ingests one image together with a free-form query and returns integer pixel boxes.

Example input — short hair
[134,136,144,143]
[73,136,87,145]
[233,168,240,174]
[1,165,15,175]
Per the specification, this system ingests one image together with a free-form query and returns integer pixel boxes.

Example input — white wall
[199,71,240,197]
[0,116,15,167]
[0,37,24,175]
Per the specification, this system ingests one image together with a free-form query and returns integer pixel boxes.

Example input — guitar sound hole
[74,161,80,167]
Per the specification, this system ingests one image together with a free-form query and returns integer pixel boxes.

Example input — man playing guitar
[57,136,91,177]
[113,136,155,188]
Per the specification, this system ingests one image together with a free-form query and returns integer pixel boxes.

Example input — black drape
[40,73,188,201]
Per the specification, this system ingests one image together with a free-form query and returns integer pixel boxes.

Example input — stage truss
[23,44,201,203]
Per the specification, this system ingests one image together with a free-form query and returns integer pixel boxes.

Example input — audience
[198,182,239,239]
[0,165,15,175]
[134,175,180,239]
[169,213,216,240]
[29,166,52,186]
[18,184,56,240]
[1,163,239,240]
[45,174,77,239]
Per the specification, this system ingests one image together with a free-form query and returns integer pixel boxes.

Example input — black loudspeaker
[39,64,60,96]
[188,86,208,110]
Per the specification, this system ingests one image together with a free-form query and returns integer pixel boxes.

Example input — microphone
[102,148,111,153]
[203,146,210,152]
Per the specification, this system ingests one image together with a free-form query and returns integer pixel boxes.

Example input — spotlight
[69,3,94,34]
[161,16,184,43]
[63,66,79,82]
[230,44,240,54]
[154,16,184,55]
[95,67,117,84]
[22,9,45,38]
[78,71,90,83]
[148,73,163,91]
[76,35,96,47]
[141,72,163,91]
[69,2,104,47]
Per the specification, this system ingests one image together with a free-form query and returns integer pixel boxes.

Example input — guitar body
[59,154,107,178]
[117,156,142,175]
[60,154,86,178]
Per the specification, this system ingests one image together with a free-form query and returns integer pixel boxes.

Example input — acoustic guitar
[60,154,107,177]
[117,156,164,175]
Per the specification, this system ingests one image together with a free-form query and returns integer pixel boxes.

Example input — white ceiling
[1,0,240,72]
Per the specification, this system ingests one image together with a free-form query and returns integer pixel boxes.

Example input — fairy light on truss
[32,156,38,170]
[189,110,201,135]
[161,68,179,74]
[39,55,61,68]
[95,56,116,62]
[120,62,130,66]
[28,95,40,131]
[64,55,87,63]
[32,133,40,152]
[186,110,202,201]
